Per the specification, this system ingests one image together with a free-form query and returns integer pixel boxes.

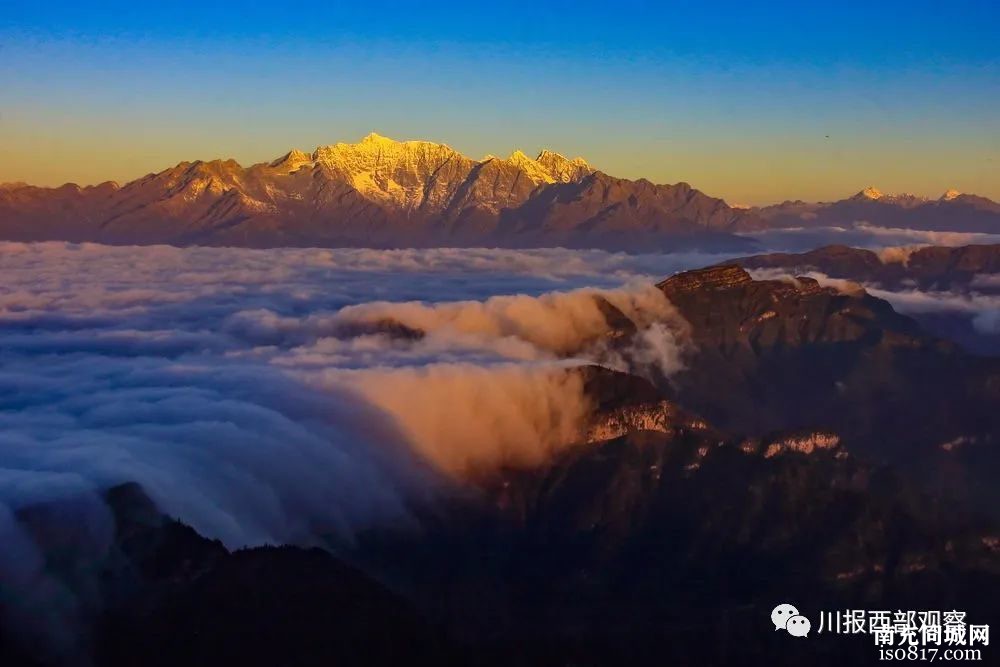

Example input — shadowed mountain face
[657,266,1000,478]
[358,271,1000,664]
[756,188,1000,232]
[0,483,455,667]
[372,433,998,666]
[494,173,761,250]
[94,494,455,667]
[0,134,760,252]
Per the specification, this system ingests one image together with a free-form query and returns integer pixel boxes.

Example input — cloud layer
[1,237,997,660]
[3,238,996,547]
[747,223,1000,253]
[0,243,697,552]
[0,242,702,659]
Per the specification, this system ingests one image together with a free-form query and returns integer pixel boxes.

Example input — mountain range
[4,133,997,251]
[0,133,761,252]
[755,186,1000,233]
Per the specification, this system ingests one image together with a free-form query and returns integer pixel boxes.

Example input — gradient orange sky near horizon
[2,2,998,205]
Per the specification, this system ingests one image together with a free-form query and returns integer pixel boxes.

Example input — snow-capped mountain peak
[851,187,929,207]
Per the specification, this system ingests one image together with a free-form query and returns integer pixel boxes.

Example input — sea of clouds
[0,242,701,660]
[2,236,998,548]
[1,233,998,660]
[3,232,999,543]
[0,242,701,550]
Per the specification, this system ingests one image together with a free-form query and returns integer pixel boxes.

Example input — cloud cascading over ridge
[0,243,694,553]
[328,363,592,477]
[0,242,699,659]
[2,238,996,550]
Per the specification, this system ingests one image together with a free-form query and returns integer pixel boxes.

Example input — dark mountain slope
[0,483,455,667]
[495,172,762,250]
[657,265,999,452]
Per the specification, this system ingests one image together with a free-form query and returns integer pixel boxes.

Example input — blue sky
[1,1,998,203]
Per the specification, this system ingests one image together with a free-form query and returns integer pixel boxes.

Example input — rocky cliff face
[577,365,708,443]
[651,264,1000,521]
[0,134,759,251]
[657,263,924,352]
[731,243,1000,354]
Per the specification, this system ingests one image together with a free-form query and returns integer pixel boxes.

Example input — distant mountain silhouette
[0,133,760,251]
[756,187,1000,232]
